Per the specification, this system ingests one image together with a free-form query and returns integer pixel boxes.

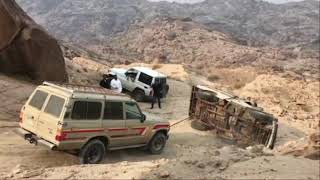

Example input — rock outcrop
[0,0,67,82]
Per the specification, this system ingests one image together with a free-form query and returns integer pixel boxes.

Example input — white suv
[111,67,169,101]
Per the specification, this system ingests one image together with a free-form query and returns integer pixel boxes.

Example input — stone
[214,150,221,156]
[22,170,43,178]
[230,157,241,163]
[0,0,67,82]
[159,171,170,178]
[11,164,23,174]
[197,163,206,169]
[248,145,264,154]
[191,160,198,165]
[184,160,192,164]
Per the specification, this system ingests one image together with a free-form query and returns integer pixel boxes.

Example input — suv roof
[42,82,133,101]
[132,67,166,78]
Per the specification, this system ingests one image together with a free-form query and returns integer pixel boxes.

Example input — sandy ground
[0,62,319,179]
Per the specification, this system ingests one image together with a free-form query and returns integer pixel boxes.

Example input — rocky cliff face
[16,0,319,48]
[0,0,67,82]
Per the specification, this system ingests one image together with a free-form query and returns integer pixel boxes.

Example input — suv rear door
[136,72,153,95]
[64,100,103,141]
[36,94,66,142]
[22,89,49,133]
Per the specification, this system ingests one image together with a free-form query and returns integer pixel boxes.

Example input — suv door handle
[58,121,68,127]
[144,86,148,89]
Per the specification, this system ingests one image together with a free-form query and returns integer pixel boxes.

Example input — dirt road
[0,72,319,179]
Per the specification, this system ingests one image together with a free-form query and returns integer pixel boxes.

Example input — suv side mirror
[140,114,146,123]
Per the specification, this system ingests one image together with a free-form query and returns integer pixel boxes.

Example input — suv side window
[103,101,123,120]
[125,102,142,119]
[29,90,48,110]
[71,101,102,120]
[44,95,65,118]
[138,72,153,86]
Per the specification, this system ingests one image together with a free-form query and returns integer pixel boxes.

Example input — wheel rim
[153,136,164,151]
[86,144,102,164]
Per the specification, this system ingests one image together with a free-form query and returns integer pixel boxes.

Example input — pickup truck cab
[15,82,170,164]
[111,67,169,101]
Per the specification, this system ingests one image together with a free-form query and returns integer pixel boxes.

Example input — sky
[148,0,305,4]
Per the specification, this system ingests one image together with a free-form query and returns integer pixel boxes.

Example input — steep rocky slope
[0,0,67,82]
[16,0,319,47]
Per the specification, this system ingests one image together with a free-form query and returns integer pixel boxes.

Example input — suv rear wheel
[148,132,167,154]
[133,89,145,102]
[79,139,106,164]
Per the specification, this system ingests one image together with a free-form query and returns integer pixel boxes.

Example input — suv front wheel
[148,132,167,154]
[79,139,106,164]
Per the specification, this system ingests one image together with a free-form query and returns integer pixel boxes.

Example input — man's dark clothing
[100,78,112,89]
[151,83,162,109]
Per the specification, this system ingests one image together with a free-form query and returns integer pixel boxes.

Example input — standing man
[110,74,122,93]
[151,81,162,109]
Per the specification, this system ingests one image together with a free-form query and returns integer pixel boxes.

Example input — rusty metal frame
[189,85,278,148]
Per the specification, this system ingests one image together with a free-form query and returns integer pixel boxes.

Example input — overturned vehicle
[189,85,278,149]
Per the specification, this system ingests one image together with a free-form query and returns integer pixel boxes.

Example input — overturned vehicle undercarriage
[189,85,278,149]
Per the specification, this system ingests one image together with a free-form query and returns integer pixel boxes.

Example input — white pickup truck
[111,67,169,101]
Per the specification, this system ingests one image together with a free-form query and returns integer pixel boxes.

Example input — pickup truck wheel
[79,139,106,164]
[133,89,145,102]
[148,132,167,154]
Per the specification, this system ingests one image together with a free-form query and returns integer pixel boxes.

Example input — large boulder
[0,0,67,82]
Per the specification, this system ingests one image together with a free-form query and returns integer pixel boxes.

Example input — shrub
[152,64,163,70]
[207,73,220,82]
[233,82,246,89]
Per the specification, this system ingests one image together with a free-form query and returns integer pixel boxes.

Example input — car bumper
[13,128,57,150]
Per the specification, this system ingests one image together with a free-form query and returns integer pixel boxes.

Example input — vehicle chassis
[189,86,278,148]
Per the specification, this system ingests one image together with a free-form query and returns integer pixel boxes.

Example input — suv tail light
[19,106,25,125]
[150,90,153,96]
[55,129,67,141]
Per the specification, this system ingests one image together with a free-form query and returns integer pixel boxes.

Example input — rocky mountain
[108,17,319,78]
[17,0,319,48]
